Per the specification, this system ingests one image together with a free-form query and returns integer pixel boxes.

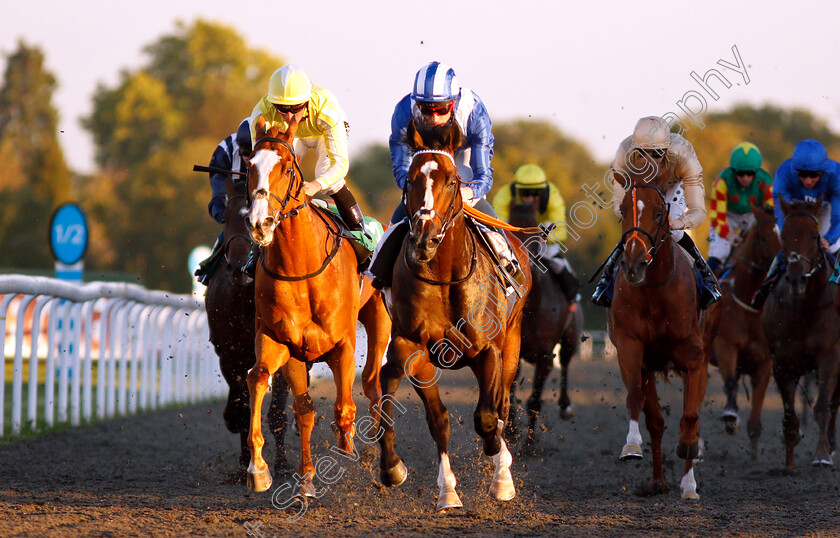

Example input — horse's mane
[412,119,461,151]
[787,199,818,212]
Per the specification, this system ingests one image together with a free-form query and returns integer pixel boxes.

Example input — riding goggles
[417,101,454,116]
[797,169,822,179]
[638,148,666,159]
[733,169,756,177]
[274,101,308,114]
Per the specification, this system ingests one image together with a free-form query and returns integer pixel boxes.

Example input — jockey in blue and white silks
[388,63,495,210]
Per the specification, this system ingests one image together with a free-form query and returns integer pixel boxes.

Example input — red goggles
[418,101,454,116]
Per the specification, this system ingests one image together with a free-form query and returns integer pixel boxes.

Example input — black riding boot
[550,256,581,303]
[750,252,785,310]
[590,242,624,307]
[677,233,722,309]
[330,186,365,233]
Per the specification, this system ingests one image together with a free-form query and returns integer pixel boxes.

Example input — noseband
[621,184,671,262]
[783,211,826,279]
[250,136,308,222]
[405,149,463,241]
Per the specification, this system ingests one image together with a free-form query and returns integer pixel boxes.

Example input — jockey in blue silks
[751,138,840,307]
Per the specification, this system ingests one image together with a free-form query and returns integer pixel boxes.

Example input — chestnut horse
[376,120,532,512]
[762,197,840,468]
[507,203,582,444]
[713,204,779,456]
[204,173,292,475]
[245,116,391,494]
[609,168,720,500]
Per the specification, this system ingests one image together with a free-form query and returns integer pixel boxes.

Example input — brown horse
[245,116,391,494]
[506,203,582,444]
[609,168,721,500]
[712,204,779,456]
[204,174,293,475]
[376,119,532,512]
[762,197,840,469]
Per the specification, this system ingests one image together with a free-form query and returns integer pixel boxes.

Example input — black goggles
[638,148,666,159]
[797,169,822,179]
[274,101,308,114]
[733,169,756,177]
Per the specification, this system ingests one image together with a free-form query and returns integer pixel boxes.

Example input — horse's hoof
[247,466,273,493]
[489,478,516,501]
[436,490,463,512]
[380,460,408,487]
[721,410,740,435]
[676,441,699,460]
[620,443,643,460]
[560,405,575,420]
[293,479,318,498]
[681,491,700,500]
[811,455,833,467]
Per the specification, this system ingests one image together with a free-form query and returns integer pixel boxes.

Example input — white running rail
[0,275,225,437]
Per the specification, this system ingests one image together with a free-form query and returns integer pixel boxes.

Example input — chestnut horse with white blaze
[609,166,721,500]
[376,119,532,512]
[245,116,391,495]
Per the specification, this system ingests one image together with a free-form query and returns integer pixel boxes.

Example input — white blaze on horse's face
[419,161,438,220]
[636,200,645,220]
[248,149,282,228]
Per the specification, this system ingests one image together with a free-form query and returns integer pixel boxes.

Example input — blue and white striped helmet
[411,62,460,103]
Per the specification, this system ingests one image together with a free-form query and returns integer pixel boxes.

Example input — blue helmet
[411,61,460,103]
[791,139,828,172]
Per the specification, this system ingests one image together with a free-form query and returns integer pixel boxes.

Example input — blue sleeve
[208,140,233,223]
[773,161,796,230]
[464,96,494,199]
[388,96,413,190]
[825,163,840,243]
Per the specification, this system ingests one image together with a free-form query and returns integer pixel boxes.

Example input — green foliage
[347,143,401,223]
[81,19,284,291]
[0,41,72,269]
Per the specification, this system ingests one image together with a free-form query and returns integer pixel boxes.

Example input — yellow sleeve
[543,183,567,243]
[310,96,349,190]
[492,184,513,223]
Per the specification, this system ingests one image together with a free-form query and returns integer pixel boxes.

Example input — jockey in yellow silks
[591,116,722,309]
[250,65,364,233]
[493,164,580,303]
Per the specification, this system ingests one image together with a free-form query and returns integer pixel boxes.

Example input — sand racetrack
[2,354,838,537]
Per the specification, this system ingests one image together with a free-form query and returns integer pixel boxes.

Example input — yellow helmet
[514,164,548,188]
[631,116,671,150]
[266,65,312,105]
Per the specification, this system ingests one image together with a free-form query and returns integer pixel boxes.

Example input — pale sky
[5,1,840,175]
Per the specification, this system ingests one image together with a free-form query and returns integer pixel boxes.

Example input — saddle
[311,200,384,272]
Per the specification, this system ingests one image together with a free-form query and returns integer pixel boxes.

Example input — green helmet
[730,142,762,171]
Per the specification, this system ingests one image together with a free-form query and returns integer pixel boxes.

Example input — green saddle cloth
[316,201,384,254]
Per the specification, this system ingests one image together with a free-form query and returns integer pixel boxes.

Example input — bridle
[248,135,343,282]
[405,149,464,241]
[402,148,477,286]
[621,184,671,263]
[732,217,777,272]
[222,193,252,267]
[783,211,826,280]
[249,136,308,222]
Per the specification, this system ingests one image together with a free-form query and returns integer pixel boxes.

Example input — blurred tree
[347,143,401,223]
[81,19,284,291]
[0,41,72,269]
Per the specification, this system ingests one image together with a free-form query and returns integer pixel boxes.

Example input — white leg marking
[437,452,456,493]
[680,467,699,499]
[627,419,642,446]
[489,420,516,500]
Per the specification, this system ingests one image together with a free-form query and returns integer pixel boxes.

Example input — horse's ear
[406,119,423,151]
[283,115,300,143]
[779,196,791,216]
[447,121,462,154]
[254,115,267,140]
[813,193,825,214]
[749,201,762,219]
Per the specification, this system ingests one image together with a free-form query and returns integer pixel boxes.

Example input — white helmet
[266,65,312,105]
[632,116,671,151]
